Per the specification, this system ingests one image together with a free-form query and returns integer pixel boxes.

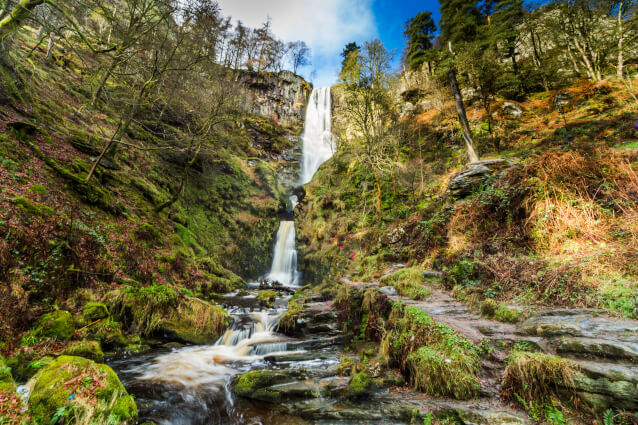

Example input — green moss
[12,196,55,217]
[27,356,137,425]
[380,267,432,300]
[6,355,54,383]
[277,300,303,334]
[62,341,105,363]
[28,184,47,195]
[479,299,522,323]
[346,371,373,399]
[382,303,481,400]
[0,357,15,390]
[256,290,276,307]
[232,370,291,398]
[174,223,205,256]
[38,310,75,341]
[106,286,229,343]
[337,355,355,376]
[82,302,110,322]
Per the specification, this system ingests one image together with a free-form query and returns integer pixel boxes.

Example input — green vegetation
[61,341,105,363]
[380,268,432,300]
[346,371,374,399]
[256,290,276,307]
[479,299,522,323]
[37,311,75,341]
[28,356,137,425]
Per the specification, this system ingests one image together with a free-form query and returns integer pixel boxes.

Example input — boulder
[62,341,105,363]
[556,337,638,362]
[446,159,517,198]
[574,361,638,411]
[27,356,137,424]
[379,227,406,245]
[232,370,298,403]
[457,409,529,424]
[501,102,523,118]
[82,302,110,322]
[346,371,374,399]
[38,311,75,341]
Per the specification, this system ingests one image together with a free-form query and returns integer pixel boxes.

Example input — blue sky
[216,0,441,87]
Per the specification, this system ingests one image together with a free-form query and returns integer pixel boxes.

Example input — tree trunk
[0,0,44,41]
[617,0,624,80]
[45,31,54,60]
[376,175,382,215]
[448,69,479,163]
[91,58,117,107]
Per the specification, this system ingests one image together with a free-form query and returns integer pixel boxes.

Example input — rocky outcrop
[447,159,518,198]
[238,70,312,127]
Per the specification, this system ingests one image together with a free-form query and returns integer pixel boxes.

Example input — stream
[110,87,337,425]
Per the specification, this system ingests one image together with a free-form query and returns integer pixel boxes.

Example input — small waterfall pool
[110,88,335,425]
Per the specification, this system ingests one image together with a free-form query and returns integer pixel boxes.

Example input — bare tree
[287,40,310,74]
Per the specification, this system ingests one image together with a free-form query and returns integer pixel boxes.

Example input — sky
[216,0,441,87]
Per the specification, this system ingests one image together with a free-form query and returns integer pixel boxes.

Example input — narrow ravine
[110,87,335,425]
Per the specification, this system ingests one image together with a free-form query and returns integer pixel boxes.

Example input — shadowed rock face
[238,70,312,127]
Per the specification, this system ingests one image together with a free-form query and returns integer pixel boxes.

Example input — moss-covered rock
[346,372,373,399]
[62,341,105,363]
[256,290,276,307]
[232,370,292,400]
[38,311,75,341]
[27,356,137,424]
[107,286,229,344]
[77,319,127,350]
[12,196,55,217]
[82,302,110,322]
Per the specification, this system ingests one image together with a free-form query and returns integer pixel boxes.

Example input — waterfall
[265,221,299,286]
[299,87,333,185]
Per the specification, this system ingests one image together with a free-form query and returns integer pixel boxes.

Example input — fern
[603,409,615,425]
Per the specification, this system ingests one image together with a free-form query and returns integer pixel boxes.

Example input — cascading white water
[265,221,299,286]
[299,87,334,185]
[128,86,335,424]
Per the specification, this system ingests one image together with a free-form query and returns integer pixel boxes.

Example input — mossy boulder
[346,372,373,399]
[232,370,293,402]
[27,356,137,424]
[107,287,229,345]
[256,290,276,307]
[82,302,110,322]
[38,311,75,341]
[62,341,104,363]
[77,319,127,350]
[12,196,55,217]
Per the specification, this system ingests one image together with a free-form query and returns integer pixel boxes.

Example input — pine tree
[341,42,360,70]
[439,0,484,46]
[491,0,524,75]
[404,11,437,69]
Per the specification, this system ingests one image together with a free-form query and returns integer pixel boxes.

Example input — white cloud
[216,0,378,87]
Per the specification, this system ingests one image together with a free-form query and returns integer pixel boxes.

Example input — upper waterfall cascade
[299,87,334,185]
[265,221,299,286]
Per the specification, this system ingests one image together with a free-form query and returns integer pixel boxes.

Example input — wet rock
[232,370,319,403]
[27,355,137,424]
[446,159,517,198]
[38,310,75,341]
[293,401,417,422]
[556,337,638,362]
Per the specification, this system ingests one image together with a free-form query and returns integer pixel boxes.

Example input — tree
[339,39,398,214]
[439,0,482,162]
[340,41,359,71]
[404,11,437,70]
[491,0,525,75]
[287,40,310,74]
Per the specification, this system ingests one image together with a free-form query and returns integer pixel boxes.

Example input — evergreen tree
[491,0,524,74]
[341,42,360,70]
[439,0,484,46]
[404,11,437,69]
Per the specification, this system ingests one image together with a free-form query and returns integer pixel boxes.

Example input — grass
[382,303,481,399]
[502,350,579,404]
[380,268,433,300]
[479,298,522,323]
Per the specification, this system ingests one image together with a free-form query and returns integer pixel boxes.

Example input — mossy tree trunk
[0,0,44,42]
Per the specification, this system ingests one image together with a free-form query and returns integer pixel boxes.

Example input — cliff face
[238,70,312,127]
